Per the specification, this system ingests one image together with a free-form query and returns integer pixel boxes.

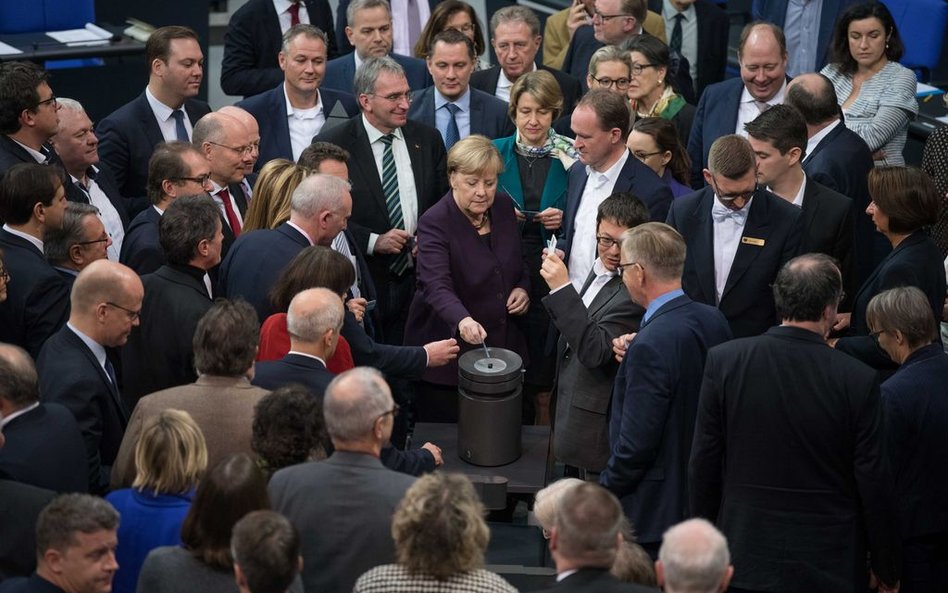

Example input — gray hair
[866,286,938,349]
[323,367,393,441]
[44,202,102,266]
[281,24,330,55]
[290,173,350,219]
[192,112,236,147]
[286,288,345,342]
[533,478,583,532]
[659,519,730,593]
[36,494,119,555]
[347,0,391,28]
[353,55,405,99]
[54,97,85,114]
[620,222,686,283]
[489,5,541,37]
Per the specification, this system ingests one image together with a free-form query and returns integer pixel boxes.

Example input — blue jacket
[322,53,430,95]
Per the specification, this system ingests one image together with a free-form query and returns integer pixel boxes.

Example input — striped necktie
[379,134,410,275]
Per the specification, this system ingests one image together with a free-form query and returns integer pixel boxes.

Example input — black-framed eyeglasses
[171,173,213,186]
[595,235,622,249]
[105,301,141,321]
[590,75,631,90]
[592,11,631,21]
[76,236,110,247]
[207,141,254,156]
[36,95,58,108]
[869,329,884,339]
[630,63,657,76]
[710,175,757,203]
[632,150,663,161]
[378,403,401,420]
[367,92,413,104]
[615,261,641,276]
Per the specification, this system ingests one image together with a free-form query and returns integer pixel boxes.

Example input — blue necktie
[171,110,189,142]
[379,134,410,275]
[444,103,460,150]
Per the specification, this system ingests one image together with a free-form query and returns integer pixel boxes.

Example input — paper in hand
[547,234,558,254]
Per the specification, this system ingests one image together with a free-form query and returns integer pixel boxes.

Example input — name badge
[741,236,766,247]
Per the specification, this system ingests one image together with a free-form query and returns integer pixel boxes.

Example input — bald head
[286,287,344,344]
[218,106,260,169]
[0,343,39,411]
[322,368,393,447]
[658,519,732,593]
[785,73,840,127]
[70,260,144,347]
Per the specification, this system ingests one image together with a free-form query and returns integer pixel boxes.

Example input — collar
[434,87,471,111]
[644,288,685,323]
[53,266,80,277]
[900,343,946,369]
[662,1,695,20]
[67,322,107,368]
[11,138,47,163]
[586,147,630,182]
[556,569,579,582]
[145,86,182,121]
[498,62,537,89]
[287,350,327,366]
[591,257,617,278]
[711,194,753,219]
[1,224,44,252]
[194,374,255,388]
[283,82,323,117]
[362,113,405,144]
[273,0,303,14]
[805,118,841,156]
[69,165,100,187]
[790,172,806,207]
[167,263,208,282]
[739,79,787,107]
[286,221,315,245]
[0,401,40,429]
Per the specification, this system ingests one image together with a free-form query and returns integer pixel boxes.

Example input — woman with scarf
[622,34,695,147]
[493,70,580,424]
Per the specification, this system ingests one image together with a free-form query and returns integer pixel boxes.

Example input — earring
[885,42,889,49]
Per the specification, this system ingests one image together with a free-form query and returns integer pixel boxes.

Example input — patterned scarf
[632,85,686,120]
[513,127,580,170]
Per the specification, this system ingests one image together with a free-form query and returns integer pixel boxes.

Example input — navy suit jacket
[322,53,431,95]
[119,206,164,276]
[647,0,729,96]
[469,64,582,116]
[0,485,55,581]
[881,344,948,540]
[37,326,129,494]
[64,164,130,230]
[601,294,731,543]
[562,151,673,258]
[97,93,212,216]
[407,86,515,142]
[753,0,858,73]
[799,178,854,303]
[0,229,70,358]
[0,403,88,493]
[686,76,744,187]
[0,136,58,178]
[253,352,335,395]
[236,84,359,168]
[666,186,802,338]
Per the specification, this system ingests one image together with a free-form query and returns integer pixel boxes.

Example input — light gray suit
[269,451,416,593]
[543,270,643,472]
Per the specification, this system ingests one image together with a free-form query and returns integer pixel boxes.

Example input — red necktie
[218,188,242,237]
[288,2,301,26]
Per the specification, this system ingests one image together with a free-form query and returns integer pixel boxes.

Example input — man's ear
[720,565,735,592]
[44,548,65,574]
[234,563,248,590]
[654,560,665,588]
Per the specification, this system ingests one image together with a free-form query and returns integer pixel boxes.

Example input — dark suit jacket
[63,164,130,230]
[666,186,802,338]
[647,0,729,97]
[404,192,529,386]
[531,568,655,593]
[799,178,854,303]
[119,206,164,276]
[0,229,70,358]
[600,294,731,543]
[97,93,212,215]
[269,451,416,593]
[686,76,743,187]
[236,84,360,168]
[0,483,56,581]
[690,326,900,591]
[0,403,88,493]
[836,230,946,367]
[562,152,673,258]
[0,135,56,178]
[220,0,338,97]
[802,121,882,286]
[121,265,213,410]
[469,64,582,116]
[543,272,643,472]
[37,326,129,494]
[342,310,428,379]
[753,0,858,73]
[407,86,515,141]
[322,53,431,95]
[313,117,449,283]
[881,344,948,540]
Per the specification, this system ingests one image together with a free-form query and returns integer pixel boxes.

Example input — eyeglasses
[172,173,213,186]
[378,403,401,420]
[615,261,641,275]
[869,328,884,339]
[630,63,657,76]
[367,92,413,104]
[36,95,59,108]
[632,150,663,161]
[592,11,631,22]
[76,236,110,247]
[207,141,255,156]
[595,235,622,249]
[105,301,141,321]
[590,75,631,90]
[710,175,757,203]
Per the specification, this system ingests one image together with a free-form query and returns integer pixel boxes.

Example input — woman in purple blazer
[405,135,530,422]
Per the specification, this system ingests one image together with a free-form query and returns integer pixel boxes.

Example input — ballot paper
[0,41,22,55]
[46,23,113,46]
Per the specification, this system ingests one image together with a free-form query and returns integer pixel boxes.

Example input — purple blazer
[663,168,693,199]
[405,191,530,386]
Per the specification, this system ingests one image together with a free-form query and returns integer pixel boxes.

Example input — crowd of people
[0,0,947,592]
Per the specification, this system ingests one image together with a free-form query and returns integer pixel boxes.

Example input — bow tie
[711,202,748,224]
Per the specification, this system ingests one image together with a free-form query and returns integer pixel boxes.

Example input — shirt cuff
[367,232,379,255]
[549,282,571,295]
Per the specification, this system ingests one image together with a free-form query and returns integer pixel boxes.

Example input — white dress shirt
[568,150,630,291]
[390,0,431,57]
[803,118,840,163]
[711,195,752,303]
[72,170,125,261]
[285,83,326,161]
[11,139,46,163]
[67,322,110,380]
[790,173,806,208]
[735,81,786,136]
[581,258,617,308]
[273,0,310,33]
[145,87,193,143]
[2,224,43,252]
[0,401,40,429]
[496,63,537,102]
[331,231,361,298]
[362,114,419,254]
[662,0,698,83]
[210,182,245,230]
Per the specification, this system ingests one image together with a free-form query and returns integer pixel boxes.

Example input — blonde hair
[508,70,564,121]
[243,159,312,231]
[447,135,504,177]
[132,409,208,494]
[533,478,583,533]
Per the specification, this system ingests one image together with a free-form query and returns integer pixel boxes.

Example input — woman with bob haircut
[137,453,301,593]
[106,410,208,593]
[353,472,516,592]
[405,135,529,422]
[621,35,694,146]
[242,159,311,232]
[834,167,945,368]
[820,1,917,165]
[627,117,692,199]
[412,0,486,65]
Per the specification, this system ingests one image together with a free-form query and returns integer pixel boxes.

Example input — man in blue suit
[238,25,359,168]
[408,30,514,148]
[667,134,801,338]
[753,0,858,76]
[563,89,673,292]
[687,22,788,188]
[97,26,212,216]
[321,0,430,94]
[600,222,731,558]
